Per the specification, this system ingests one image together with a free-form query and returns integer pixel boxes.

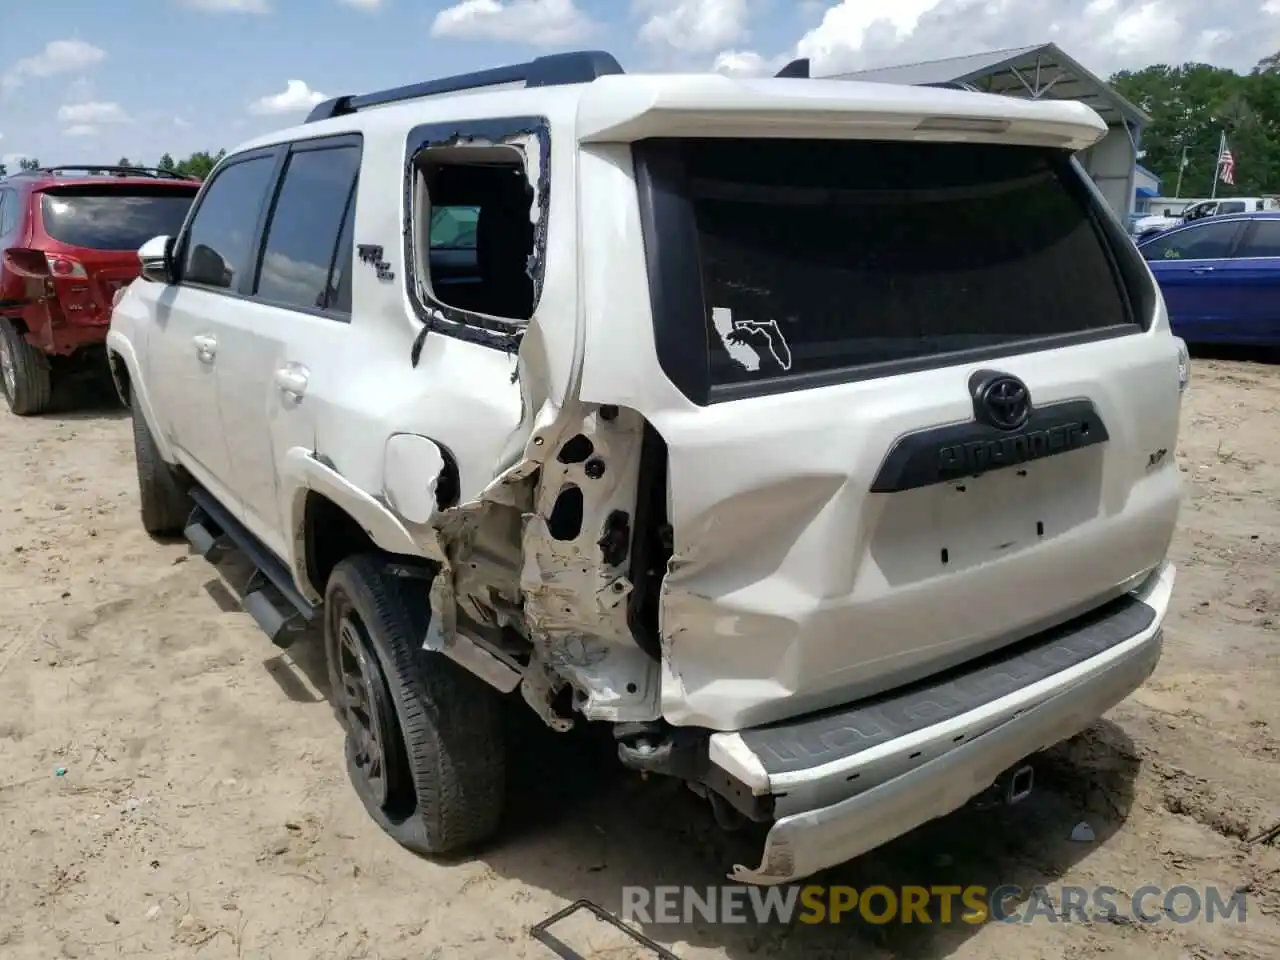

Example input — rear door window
[0,190,15,238]
[1238,220,1280,258]
[253,143,360,313]
[640,138,1139,396]
[38,188,197,250]
[1140,221,1243,262]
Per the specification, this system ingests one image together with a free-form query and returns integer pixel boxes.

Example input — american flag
[1217,134,1236,186]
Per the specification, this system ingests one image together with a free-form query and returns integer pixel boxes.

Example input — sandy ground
[0,359,1278,960]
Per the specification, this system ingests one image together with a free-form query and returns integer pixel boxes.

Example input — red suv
[0,165,201,415]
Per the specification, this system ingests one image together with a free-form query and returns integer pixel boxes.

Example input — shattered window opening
[412,144,536,324]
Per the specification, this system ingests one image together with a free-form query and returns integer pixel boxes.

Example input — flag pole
[1174,145,1188,199]
[1211,130,1223,200]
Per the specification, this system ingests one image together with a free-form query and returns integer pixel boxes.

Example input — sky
[2,0,1279,169]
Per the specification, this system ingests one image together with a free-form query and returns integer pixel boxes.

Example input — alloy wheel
[335,610,398,809]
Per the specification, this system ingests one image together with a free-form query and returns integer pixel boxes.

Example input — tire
[0,319,52,416]
[325,554,506,856]
[131,400,189,536]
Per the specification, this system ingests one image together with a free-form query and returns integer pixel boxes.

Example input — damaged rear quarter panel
[378,111,663,725]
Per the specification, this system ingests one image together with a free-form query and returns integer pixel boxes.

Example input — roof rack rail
[17,165,199,181]
[305,49,625,124]
[775,58,811,79]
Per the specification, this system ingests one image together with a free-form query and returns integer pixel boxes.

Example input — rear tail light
[0,248,88,279]
[46,255,88,279]
[2,247,49,277]
[1175,338,1190,393]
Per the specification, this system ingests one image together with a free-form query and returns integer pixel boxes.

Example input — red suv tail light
[2,248,88,279]
[3,248,50,278]
[47,255,88,278]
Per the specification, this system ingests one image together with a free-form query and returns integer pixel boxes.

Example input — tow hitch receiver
[974,763,1035,809]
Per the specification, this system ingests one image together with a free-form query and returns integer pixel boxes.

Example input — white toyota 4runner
[108,51,1186,885]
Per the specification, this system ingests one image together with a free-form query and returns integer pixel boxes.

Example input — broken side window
[412,147,536,324]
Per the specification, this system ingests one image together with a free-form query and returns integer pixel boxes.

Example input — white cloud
[64,125,97,137]
[431,0,595,46]
[3,40,106,92]
[65,78,96,102]
[57,101,130,124]
[637,0,751,54]
[338,0,382,7]
[712,49,787,77]
[249,80,328,115]
[173,117,193,129]
[258,251,331,307]
[710,1,1280,83]
[181,0,271,11]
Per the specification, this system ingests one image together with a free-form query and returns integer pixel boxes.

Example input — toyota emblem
[969,370,1032,431]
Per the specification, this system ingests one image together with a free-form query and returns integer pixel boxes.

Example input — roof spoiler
[775,58,811,79]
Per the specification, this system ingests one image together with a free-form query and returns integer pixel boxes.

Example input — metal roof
[826,42,1150,128]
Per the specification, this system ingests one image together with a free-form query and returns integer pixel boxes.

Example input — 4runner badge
[356,244,395,282]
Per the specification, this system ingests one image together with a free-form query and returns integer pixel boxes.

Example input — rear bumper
[711,561,1173,885]
[21,300,110,356]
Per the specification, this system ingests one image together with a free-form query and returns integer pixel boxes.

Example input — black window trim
[323,176,359,314]
[401,115,551,353]
[632,141,1151,407]
[246,133,363,323]
[1139,217,1248,263]
[174,145,286,298]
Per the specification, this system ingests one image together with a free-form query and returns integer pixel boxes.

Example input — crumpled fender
[280,446,434,603]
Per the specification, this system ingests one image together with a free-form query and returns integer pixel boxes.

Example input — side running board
[184,487,318,647]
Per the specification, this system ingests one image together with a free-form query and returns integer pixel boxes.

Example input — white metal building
[825,43,1151,221]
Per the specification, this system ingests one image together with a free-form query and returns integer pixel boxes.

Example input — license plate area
[938,466,1050,561]
[870,448,1104,583]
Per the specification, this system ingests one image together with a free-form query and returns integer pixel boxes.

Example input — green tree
[118,156,132,168]
[18,157,40,172]
[0,162,7,177]
[1111,63,1280,197]
[174,149,225,180]
[157,152,176,171]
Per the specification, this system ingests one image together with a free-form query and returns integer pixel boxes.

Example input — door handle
[274,363,310,399]
[193,333,216,363]
[1191,266,1215,274]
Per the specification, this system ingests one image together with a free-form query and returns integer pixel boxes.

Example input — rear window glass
[671,139,1136,390]
[39,190,197,251]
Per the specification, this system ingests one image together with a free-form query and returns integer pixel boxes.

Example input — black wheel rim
[335,610,396,809]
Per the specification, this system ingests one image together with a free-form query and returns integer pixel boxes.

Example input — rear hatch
[576,89,1184,732]
[35,183,197,321]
